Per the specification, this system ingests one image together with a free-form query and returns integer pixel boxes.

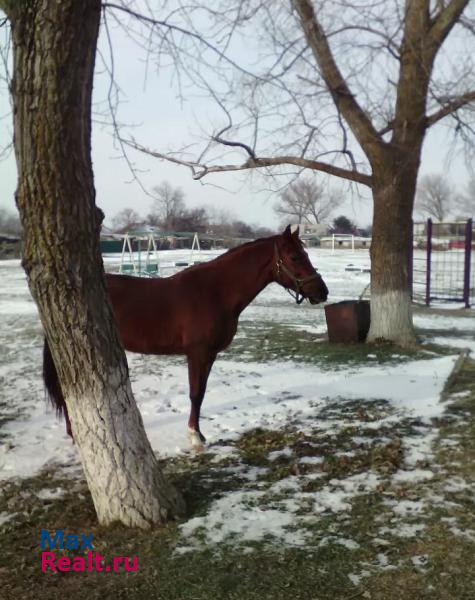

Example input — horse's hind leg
[187,350,216,450]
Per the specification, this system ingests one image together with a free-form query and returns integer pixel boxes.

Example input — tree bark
[366,1,433,346]
[367,156,418,345]
[7,0,184,527]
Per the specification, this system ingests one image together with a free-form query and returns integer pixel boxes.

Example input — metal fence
[411,219,474,308]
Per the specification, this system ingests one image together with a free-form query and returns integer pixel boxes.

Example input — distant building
[293,223,331,236]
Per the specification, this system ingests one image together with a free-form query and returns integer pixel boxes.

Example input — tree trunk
[367,163,417,346]
[7,0,184,527]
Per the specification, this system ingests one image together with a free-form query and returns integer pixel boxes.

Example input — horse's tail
[43,337,73,438]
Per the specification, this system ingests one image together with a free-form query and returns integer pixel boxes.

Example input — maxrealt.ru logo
[40,529,138,573]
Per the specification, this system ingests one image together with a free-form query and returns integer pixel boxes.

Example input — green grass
[224,321,449,368]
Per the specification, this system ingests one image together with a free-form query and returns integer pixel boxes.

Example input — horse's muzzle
[308,296,328,305]
[308,280,329,304]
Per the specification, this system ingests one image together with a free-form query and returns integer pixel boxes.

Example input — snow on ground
[0,247,473,550]
[135,354,456,456]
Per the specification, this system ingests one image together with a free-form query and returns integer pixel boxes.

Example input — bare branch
[426,90,475,127]
[120,137,372,188]
[328,24,400,58]
[291,0,384,159]
[212,135,256,160]
[429,0,472,47]
[102,2,263,82]
[99,6,156,201]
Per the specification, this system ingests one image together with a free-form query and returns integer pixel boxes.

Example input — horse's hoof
[188,428,206,452]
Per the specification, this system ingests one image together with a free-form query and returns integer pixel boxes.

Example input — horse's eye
[291,255,300,262]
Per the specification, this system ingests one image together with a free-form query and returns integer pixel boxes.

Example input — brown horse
[43,225,328,449]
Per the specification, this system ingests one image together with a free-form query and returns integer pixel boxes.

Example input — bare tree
[111,207,142,232]
[274,178,342,225]
[148,181,186,230]
[416,174,456,221]
[0,0,183,527]
[115,0,475,345]
[206,207,236,236]
[456,179,475,216]
[416,174,475,220]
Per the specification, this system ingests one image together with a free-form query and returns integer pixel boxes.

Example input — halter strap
[273,243,320,304]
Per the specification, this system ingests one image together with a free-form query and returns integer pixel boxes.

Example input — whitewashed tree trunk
[367,172,417,345]
[367,289,415,346]
[66,370,181,527]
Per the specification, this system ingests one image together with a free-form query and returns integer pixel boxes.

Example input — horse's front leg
[186,350,216,451]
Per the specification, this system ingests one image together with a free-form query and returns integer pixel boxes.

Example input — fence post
[425,218,432,306]
[463,218,473,309]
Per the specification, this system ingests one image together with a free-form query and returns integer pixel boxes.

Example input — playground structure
[118,231,202,276]
[173,233,201,267]
[411,219,474,308]
[119,231,160,276]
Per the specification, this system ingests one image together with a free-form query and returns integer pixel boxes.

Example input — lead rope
[286,287,305,305]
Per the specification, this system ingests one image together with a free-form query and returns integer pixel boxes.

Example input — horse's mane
[181,234,280,273]
[180,231,306,275]
[209,231,304,262]
[213,235,279,261]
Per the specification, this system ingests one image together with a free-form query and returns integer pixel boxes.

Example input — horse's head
[273,225,328,304]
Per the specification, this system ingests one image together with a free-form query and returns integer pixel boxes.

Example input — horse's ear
[292,225,300,238]
[283,224,292,238]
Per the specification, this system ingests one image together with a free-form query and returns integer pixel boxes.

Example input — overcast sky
[0,4,472,230]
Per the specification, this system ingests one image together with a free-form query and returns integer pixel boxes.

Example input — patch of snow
[299,455,324,465]
[387,499,426,517]
[269,477,302,494]
[402,429,439,467]
[268,447,293,461]
[428,336,475,354]
[379,523,426,538]
[448,390,471,399]
[178,490,308,549]
[314,488,352,513]
[336,538,360,550]
[449,526,475,541]
[329,472,381,494]
[392,469,435,483]
[443,477,472,493]
[209,445,240,463]
[0,511,16,526]
[411,554,429,569]
[36,487,65,500]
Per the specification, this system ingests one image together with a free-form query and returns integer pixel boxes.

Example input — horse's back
[105,271,217,312]
[104,271,231,355]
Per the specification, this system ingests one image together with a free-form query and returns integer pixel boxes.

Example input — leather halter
[273,243,320,304]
